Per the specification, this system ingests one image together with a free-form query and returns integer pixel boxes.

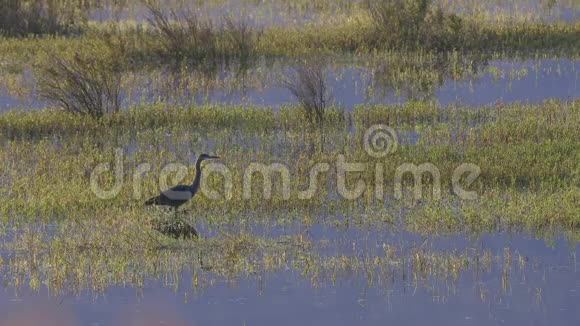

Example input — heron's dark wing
[145,185,193,206]
[162,185,193,201]
[168,185,192,192]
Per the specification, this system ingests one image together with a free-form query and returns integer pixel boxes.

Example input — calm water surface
[0,232,578,325]
[1,58,578,112]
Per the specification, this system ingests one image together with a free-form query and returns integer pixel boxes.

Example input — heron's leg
[187,225,199,239]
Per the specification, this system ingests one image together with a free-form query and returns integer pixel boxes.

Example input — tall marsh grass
[224,15,260,59]
[0,0,79,36]
[145,1,216,59]
[144,1,261,61]
[366,0,465,50]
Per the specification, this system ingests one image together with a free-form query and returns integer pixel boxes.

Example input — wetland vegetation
[0,0,579,325]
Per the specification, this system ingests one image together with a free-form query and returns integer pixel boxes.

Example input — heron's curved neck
[190,158,203,191]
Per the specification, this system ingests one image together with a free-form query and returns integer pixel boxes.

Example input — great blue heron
[145,153,219,237]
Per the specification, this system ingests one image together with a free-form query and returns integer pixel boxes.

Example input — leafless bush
[36,37,124,118]
[0,0,77,36]
[285,60,329,151]
[367,0,429,46]
[145,1,216,59]
[285,61,327,126]
[366,0,463,50]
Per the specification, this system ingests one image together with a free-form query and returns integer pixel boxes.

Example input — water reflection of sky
[84,0,580,24]
[0,233,577,325]
[435,59,579,106]
[86,0,333,27]
[2,58,578,112]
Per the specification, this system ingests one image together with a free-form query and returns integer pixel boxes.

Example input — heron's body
[145,154,219,237]
[144,184,195,208]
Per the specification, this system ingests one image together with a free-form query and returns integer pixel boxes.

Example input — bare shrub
[366,0,464,50]
[144,1,216,59]
[0,0,77,36]
[35,35,125,118]
[285,60,330,151]
[285,61,327,126]
[367,0,430,46]
[417,6,464,51]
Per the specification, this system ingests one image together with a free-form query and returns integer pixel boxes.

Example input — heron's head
[198,154,220,161]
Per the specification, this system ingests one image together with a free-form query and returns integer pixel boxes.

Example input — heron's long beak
[207,155,220,159]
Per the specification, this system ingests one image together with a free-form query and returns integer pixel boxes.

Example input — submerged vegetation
[0,97,577,298]
[1,221,546,300]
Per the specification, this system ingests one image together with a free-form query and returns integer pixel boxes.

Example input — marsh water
[1,57,579,111]
[1,1,580,325]
[85,0,580,24]
[1,231,579,325]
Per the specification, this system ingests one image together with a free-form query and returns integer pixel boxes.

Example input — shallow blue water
[1,58,577,112]
[85,0,580,24]
[0,232,578,325]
